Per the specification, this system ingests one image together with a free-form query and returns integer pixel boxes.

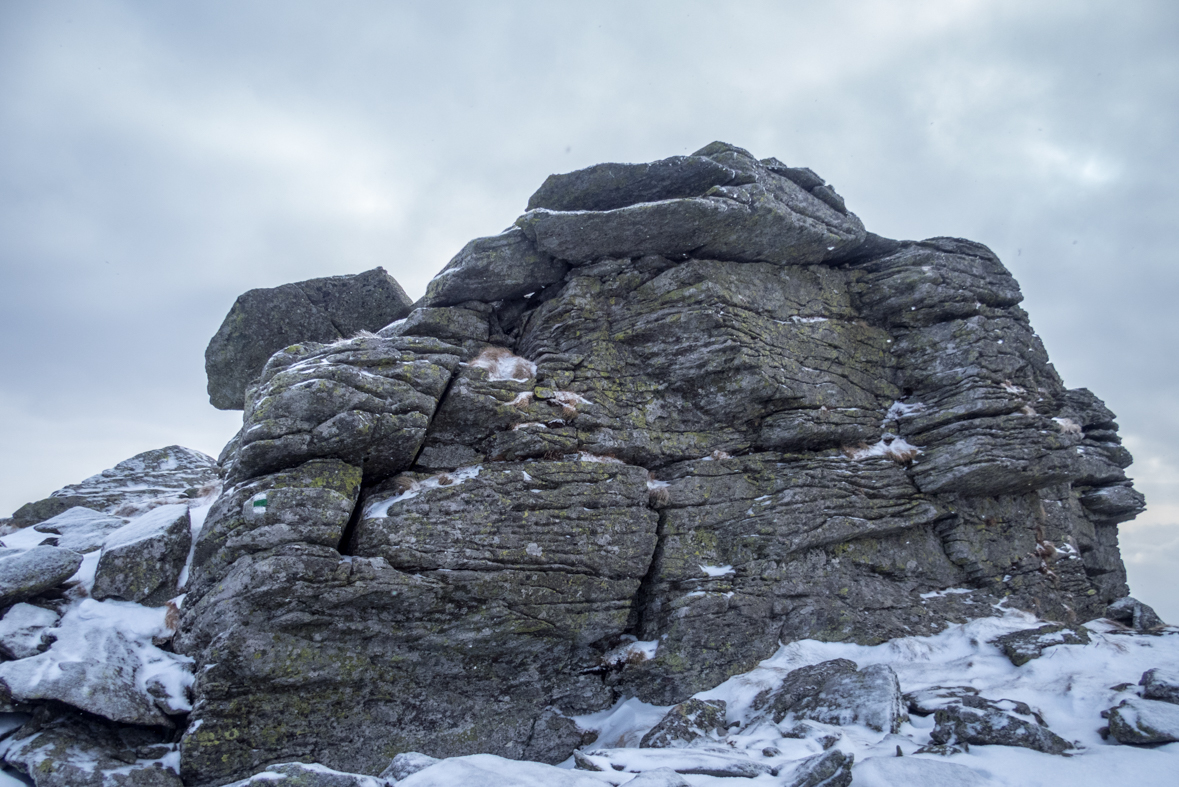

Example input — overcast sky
[1,0,1175,619]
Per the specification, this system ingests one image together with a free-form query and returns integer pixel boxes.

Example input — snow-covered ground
[399,611,1178,786]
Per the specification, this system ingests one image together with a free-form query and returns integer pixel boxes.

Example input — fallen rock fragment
[91,504,191,606]
[930,703,1073,755]
[0,545,83,606]
[1107,697,1179,744]
[29,506,127,552]
[0,598,189,727]
[1106,596,1165,632]
[1140,667,1179,705]
[990,623,1091,666]
[780,748,853,787]
[206,267,414,410]
[760,659,859,723]
[640,698,727,748]
[791,664,907,733]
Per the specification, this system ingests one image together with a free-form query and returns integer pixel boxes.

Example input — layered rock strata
[179,142,1146,784]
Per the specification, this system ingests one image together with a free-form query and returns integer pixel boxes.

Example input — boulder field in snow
[0,142,1172,786]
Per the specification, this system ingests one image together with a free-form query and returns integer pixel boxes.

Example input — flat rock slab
[527,155,739,212]
[1107,697,1179,744]
[92,504,191,606]
[0,545,83,606]
[30,506,127,553]
[990,624,1091,666]
[930,703,1073,754]
[206,267,414,410]
[791,664,907,734]
[422,228,567,307]
[781,749,853,787]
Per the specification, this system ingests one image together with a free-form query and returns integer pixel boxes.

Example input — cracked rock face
[182,142,1147,785]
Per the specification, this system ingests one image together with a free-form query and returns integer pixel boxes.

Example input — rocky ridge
[0,142,1169,786]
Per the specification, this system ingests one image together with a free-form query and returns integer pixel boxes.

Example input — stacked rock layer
[182,142,1144,785]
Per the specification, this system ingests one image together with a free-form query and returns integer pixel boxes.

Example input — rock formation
[0,142,1159,786]
[170,142,1146,784]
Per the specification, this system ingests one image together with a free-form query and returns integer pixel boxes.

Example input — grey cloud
[1,0,1175,615]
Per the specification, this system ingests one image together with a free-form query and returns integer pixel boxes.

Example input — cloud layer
[1,0,1175,617]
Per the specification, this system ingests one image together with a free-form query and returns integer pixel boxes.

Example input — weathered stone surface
[2,709,181,787]
[639,698,727,748]
[1140,667,1179,704]
[384,305,490,348]
[206,267,414,410]
[528,155,739,213]
[8,495,92,529]
[177,142,1144,783]
[519,144,865,266]
[422,228,567,307]
[227,335,461,483]
[1106,596,1165,631]
[930,702,1072,754]
[758,659,859,724]
[990,624,1091,666]
[0,546,83,606]
[30,506,128,553]
[781,749,853,787]
[790,664,906,734]
[10,445,219,524]
[91,504,191,606]
[0,602,60,659]
[1107,697,1179,744]
[187,459,362,603]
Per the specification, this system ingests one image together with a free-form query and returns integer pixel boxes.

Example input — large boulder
[9,445,219,523]
[178,142,1146,783]
[206,267,414,410]
[91,504,192,606]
